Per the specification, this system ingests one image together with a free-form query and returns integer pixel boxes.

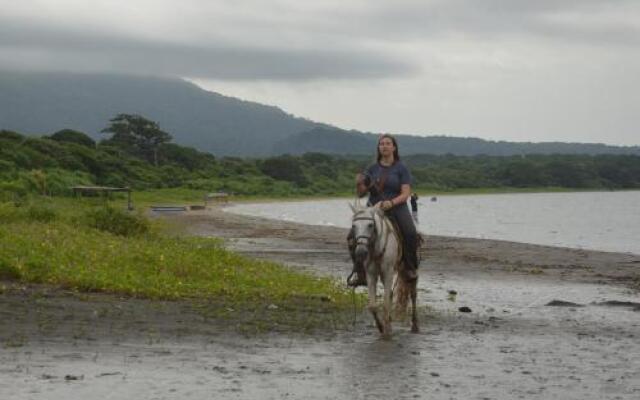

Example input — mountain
[274,127,373,155]
[1,70,639,157]
[276,126,640,156]
[0,70,319,156]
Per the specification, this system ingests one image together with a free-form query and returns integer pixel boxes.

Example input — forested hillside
[2,71,639,158]
[0,71,319,157]
[277,127,640,157]
[2,115,639,201]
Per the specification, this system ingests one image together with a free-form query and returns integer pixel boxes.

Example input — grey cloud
[332,0,640,46]
[2,0,637,83]
[0,19,418,81]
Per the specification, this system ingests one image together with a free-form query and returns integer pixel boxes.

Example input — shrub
[49,129,96,148]
[82,206,150,237]
[0,130,24,142]
[26,204,58,222]
[0,202,19,223]
[0,259,21,281]
[259,155,309,187]
[0,181,28,204]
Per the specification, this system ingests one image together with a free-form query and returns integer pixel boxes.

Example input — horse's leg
[410,279,419,333]
[366,269,384,333]
[381,264,394,339]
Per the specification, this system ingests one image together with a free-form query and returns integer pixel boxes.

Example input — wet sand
[2,206,640,399]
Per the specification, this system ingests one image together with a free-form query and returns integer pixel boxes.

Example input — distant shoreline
[221,190,640,256]
[189,187,640,205]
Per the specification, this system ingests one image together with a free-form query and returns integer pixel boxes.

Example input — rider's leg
[347,227,367,287]
[388,205,419,280]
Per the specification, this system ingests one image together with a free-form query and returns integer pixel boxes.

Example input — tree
[259,155,309,187]
[101,114,172,166]
[49,129,96,148]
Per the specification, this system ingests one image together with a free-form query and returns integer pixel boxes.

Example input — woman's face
[378,137,396,158]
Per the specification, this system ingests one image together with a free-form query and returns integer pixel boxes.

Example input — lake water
[226,191,640,255]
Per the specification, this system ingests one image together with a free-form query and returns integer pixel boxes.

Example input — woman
[347,133,419,286]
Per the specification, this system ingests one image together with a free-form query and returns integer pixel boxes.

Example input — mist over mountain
[1,71,638,157]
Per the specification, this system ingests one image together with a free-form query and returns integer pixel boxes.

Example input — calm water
[227,191,640,255]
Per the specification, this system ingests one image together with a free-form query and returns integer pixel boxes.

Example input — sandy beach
[1,205,639,399]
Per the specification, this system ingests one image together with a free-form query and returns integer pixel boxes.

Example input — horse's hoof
[411,326,420,334]
[347,272,367,287]
[403,269,418,282]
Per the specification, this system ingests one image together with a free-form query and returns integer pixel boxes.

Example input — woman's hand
[355,173,369,197]
[379,200,394,211]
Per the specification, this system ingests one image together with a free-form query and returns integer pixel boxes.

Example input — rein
[374,214,394,263]
[352,212,377,248]
[353,210,393,261]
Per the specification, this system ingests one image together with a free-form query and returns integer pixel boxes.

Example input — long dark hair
[376,133,400,163]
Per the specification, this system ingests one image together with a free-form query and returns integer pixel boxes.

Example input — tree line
[2,114,639,200]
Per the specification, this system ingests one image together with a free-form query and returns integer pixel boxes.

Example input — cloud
[1,0,638,145]
[0,18,417,80]
[295,0,640,47]
[2,0,638,81]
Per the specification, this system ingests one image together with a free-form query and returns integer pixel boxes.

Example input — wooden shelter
[204,191,229,206]
[71,186,133,210]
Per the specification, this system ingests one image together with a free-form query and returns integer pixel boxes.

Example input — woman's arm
[380,184,411,210]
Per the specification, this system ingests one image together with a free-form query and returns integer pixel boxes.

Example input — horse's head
[350,203,381,263]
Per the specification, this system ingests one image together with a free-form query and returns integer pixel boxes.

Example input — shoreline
[172,205,640,291]
[220,191,640,257]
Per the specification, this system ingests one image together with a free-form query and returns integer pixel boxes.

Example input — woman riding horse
[348,133,419,287]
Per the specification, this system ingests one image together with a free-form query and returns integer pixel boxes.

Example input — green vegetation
[404,153,640,191]
[2,121,640,201]
[0,198,363,332]
[0,127,360,200]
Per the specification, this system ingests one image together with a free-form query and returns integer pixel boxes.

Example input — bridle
[352,212,378,249]
[352,207,400,265]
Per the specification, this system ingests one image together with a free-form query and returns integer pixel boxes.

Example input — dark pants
[347,204,419,271]
[386,204,419,271]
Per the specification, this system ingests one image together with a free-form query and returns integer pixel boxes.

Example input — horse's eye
[368,223,373,228]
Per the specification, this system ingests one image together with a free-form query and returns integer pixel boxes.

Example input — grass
[131,187,356,206]
[131,187,210,205]
[0,196,365,333]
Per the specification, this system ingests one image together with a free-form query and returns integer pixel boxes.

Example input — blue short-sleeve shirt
[364,161,412,205]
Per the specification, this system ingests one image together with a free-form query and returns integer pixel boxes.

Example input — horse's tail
[395,234,423,320]
[394,272,412,318]
[416,232,425,262]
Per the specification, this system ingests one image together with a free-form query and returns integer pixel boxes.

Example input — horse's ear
[349,202,356,214]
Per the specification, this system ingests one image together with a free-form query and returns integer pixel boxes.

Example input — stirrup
[347,271,367,287]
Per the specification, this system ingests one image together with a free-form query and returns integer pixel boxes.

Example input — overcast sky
[2,0,639,145]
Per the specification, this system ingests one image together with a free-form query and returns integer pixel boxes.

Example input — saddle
[347,211,418,287]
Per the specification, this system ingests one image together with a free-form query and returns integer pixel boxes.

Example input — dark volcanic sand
[1,206,639,399]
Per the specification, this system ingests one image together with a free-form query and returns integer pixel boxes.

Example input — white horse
[350,202,419,338]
